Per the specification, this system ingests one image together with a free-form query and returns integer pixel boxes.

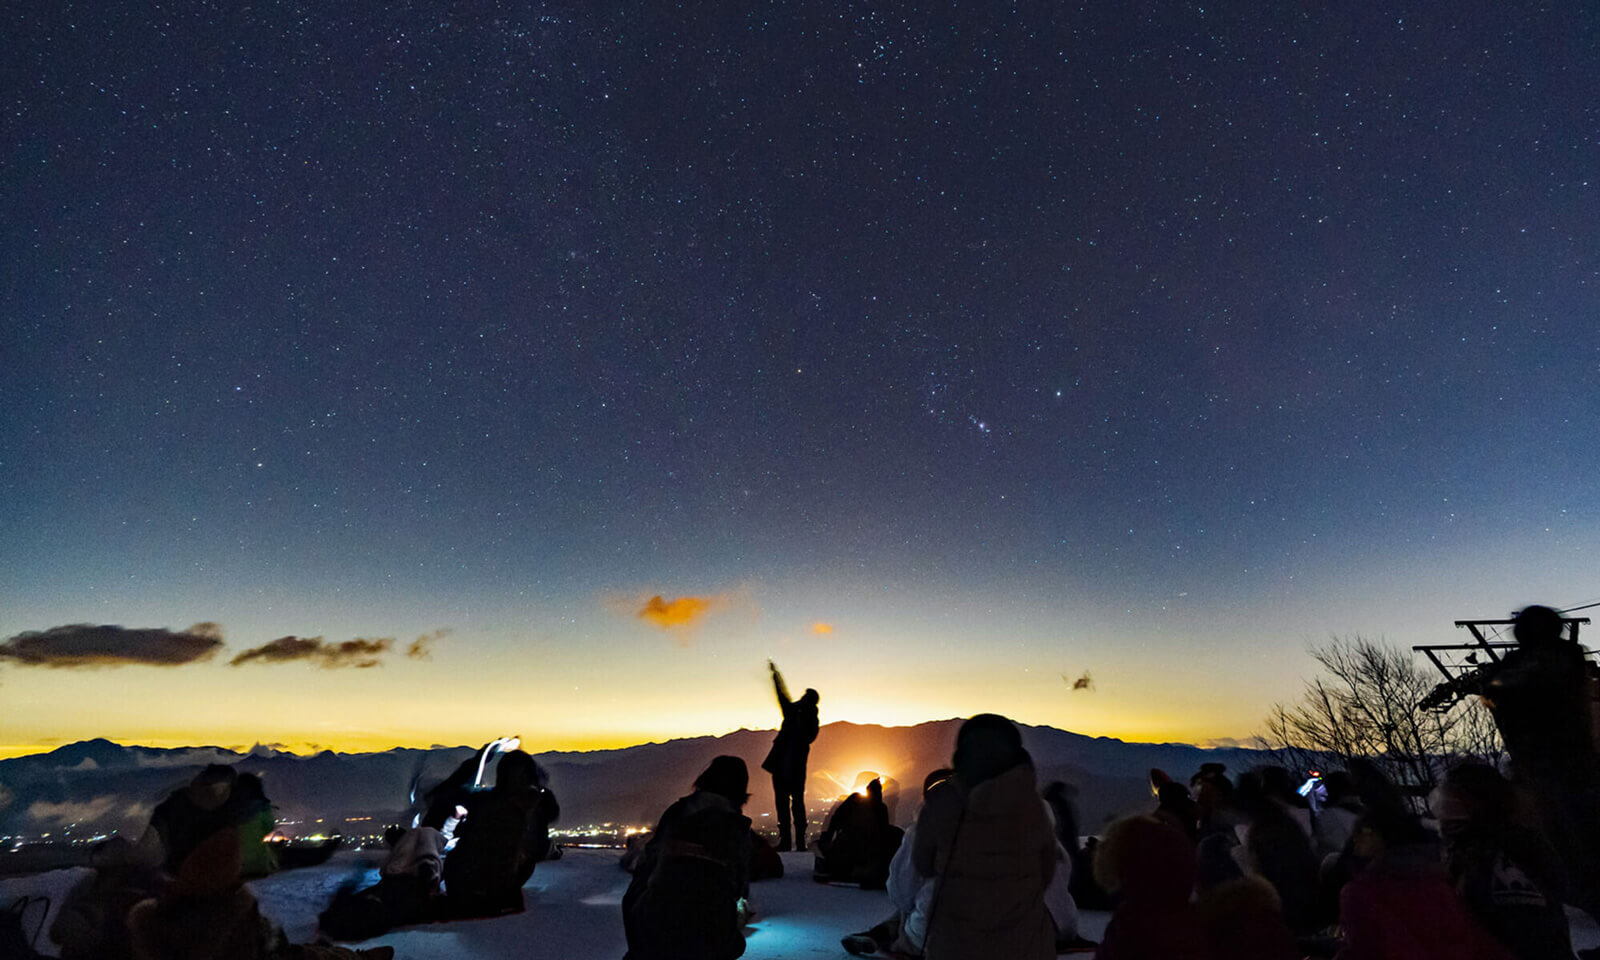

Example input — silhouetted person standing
[761,660,819,851]
[1481,604,1600,922]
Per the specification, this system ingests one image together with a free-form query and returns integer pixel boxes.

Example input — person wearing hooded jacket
[1093,814,1214,960]
[441,748,560,916]
[623,755,753,960]
[911,713,1058,960]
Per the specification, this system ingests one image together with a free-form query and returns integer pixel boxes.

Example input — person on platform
[1479,603,1600,922]
[761,660,819,851]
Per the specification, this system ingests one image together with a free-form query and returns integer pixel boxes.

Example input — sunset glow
[4,0,1596,763]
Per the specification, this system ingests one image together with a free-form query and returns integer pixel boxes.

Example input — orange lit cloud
[637,595,715,629]
[811,622,834,635]
[0,623,224,668]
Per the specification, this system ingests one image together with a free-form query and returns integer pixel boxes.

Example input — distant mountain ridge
[0,722,1271,838]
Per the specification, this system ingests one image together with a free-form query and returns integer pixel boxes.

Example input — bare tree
[1258,635,1503,800]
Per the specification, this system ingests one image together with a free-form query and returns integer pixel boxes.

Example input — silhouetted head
[186,764,238,811]
[233,772,267,804]
[1149,768,1175,797]
[1321,770,1356,804]
[1347,757,1409,822]
[923,767,955,795]
[495,749,538,791]
[1352,806,1428,857]
[866,778,883,801]
[800,688,820,706]
[1043,780,1078,802]
[1513,605,1565,647]
[1258,766,1299,802]
[953,713,1027,786]
[1190,764,1233,813]
[1156,781,1192,807]
[694,755,750,808]
[1439,762,1514,830]
[1093,815,1197,905]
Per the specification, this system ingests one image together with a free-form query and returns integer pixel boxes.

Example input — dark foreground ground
[4,848,1598,959]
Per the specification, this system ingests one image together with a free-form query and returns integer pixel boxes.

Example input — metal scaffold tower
[1414,616,1591,712]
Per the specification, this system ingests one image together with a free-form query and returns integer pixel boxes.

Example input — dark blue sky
[3,0,1597,753]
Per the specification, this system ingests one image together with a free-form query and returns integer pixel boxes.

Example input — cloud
[0,623,224,668]
[230,635,392,669]
[133,747,247,769]
[636,595,716,629]
[27,795,122,826]
[810,622,834,635]
[1202,737,1250,749]
[230,636,321,666]
[1063,670,1094,691]
[408,628,450,660]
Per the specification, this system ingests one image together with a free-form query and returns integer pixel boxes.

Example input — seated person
[441,748,559,916]
[128,818,391,960]
[1094,815,1211,960]
[842,768,952,957]
[1337,807,1512,960]
[623,756,753,960]
[1434,763,1571,960]
[138,765,242,874]
[813,778,903,888]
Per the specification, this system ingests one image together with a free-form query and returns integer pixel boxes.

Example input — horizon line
[0,720,1265,762]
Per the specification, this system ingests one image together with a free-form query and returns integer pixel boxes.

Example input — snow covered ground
[6,848,1599,959]
[3,848,1095,959]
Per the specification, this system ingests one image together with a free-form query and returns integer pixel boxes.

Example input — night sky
[3,0,1598,757]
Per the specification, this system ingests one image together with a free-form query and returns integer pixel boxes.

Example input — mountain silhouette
[0,721,1269,839]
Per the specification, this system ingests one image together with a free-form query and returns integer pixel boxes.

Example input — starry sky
[3,0,1598,759]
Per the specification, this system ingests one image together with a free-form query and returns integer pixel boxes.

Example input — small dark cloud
[333,638,391,668]
[1063,670,1094,692]
[0,623,224,668]
[231,635,393,669]
[408,628,450,660]
[230,636,321,666]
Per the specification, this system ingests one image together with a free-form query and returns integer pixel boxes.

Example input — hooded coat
[1337,847,1515,960]
[911,761,1057,960]
[623,789,752,960]
[1093,815,1212,960]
